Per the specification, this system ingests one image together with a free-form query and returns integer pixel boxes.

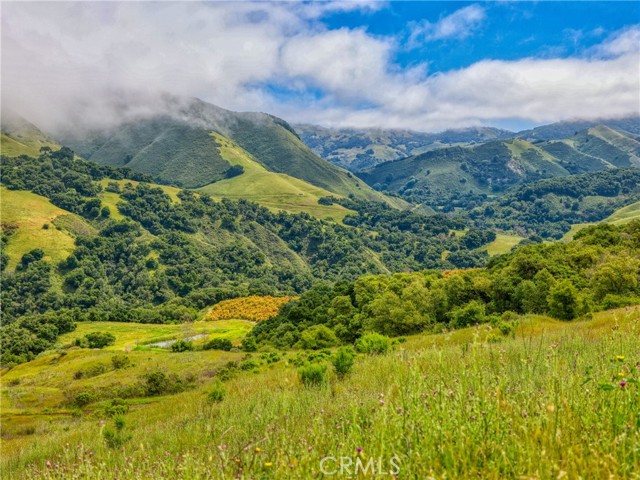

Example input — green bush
[111,354,131,369]
[355,332,391,355]
[298,325,340,350]
[208,381,226,403]
[240,359,259,371]
[548,280,579,320]
[332,347,355,377]
[74,391,96,407]
[104,398,129,417]
[84,332,116,349]
[242,337,257,352]
[103,415,130,449]
[449,301,486,328]
[144,371,170,396]
[171,340,194,352]
[203,338,233,351]
[298,363,327,387]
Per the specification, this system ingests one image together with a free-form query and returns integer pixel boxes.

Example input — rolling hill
[295,124,513,170]
[0,110,60,157]
[359,126,640,209]
[53,97,397,208]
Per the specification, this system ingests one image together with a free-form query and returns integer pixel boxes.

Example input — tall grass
[3,310,639,479]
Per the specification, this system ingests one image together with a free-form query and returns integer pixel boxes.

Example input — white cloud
[408,5,486,45]
[1,2,638,134]
[590,25,640,57]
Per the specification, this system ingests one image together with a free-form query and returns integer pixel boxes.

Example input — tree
[547,280,578,320]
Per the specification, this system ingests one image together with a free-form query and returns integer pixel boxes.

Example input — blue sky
[2,1,639,132]
[326,2,640,71]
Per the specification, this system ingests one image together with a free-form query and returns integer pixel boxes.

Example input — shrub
[84,332,116,349]
[208,381,226,403]
[144,371,170,396]
[332,347,355,377]
[242,337,257,352]
[298,325,340,350]
[171,340,194,352]
[240,359,259,371]
[449,301,486,328]
[203,338,233,351]
[298,363,327,387]
[74,391,96,407]
[104,398,129,417]
[103,415,129,449]
[111,354,131,369]
[548,280,579,320]
[355,332,391,355]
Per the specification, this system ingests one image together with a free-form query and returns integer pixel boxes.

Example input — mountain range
[297,116,640,172]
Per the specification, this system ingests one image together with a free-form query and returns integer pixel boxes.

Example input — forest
[1,148,492,364]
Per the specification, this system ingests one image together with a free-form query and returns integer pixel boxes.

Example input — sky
[2,1,639,133]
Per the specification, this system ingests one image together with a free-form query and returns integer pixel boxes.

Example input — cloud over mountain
[2,2,638,132]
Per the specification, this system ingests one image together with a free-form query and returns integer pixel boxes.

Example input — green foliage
[203,338,233,351]
[548,280,579,321]
[355,332,391,355]
[74,391,96,407]
[331,347,355,377]
[208,381,226,403]
[251,221,640,346]
[103,415,130,449]
[104,398,129,417]
[298,363,327,387]
[111,355,131,369]
[471,169,640,238]
[450,301,486,328]
[171,340,194,352]
[298,325,340,350]
[83,332,116,349]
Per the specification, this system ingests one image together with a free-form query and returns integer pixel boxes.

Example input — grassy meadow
[0,187,76,271]
[1,307,638,479]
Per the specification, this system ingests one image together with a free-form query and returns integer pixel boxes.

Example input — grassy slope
[562,200,640,241]
[482,233,525,256]
[0,187,77,270]
[1,307,639,478]
[199,133,355,222]
[0,115,59,158]
[227,115,406,209]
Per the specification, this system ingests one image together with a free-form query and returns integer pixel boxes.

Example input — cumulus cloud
[1,2,638,133]
[408,4,486,45]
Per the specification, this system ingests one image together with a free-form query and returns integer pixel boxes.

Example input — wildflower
[356,447,362,455]
[618,372,625,377]
[255,447,262,452]
[616,355,625,361]
[620,381,627,388]
[264,462,273,467]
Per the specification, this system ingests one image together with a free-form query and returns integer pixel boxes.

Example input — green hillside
[56,98,399,209]
[360,127,640,210]
[0,188,78,270]
[295,124,512,170]
[198,133,354,222]
[562,200,640,241]
[1,111,59,157]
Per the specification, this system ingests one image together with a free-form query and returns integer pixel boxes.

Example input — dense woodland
[471,169,640,238]
[1,149,490,364]
[251,221,640,348]
[2,147,639,365]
